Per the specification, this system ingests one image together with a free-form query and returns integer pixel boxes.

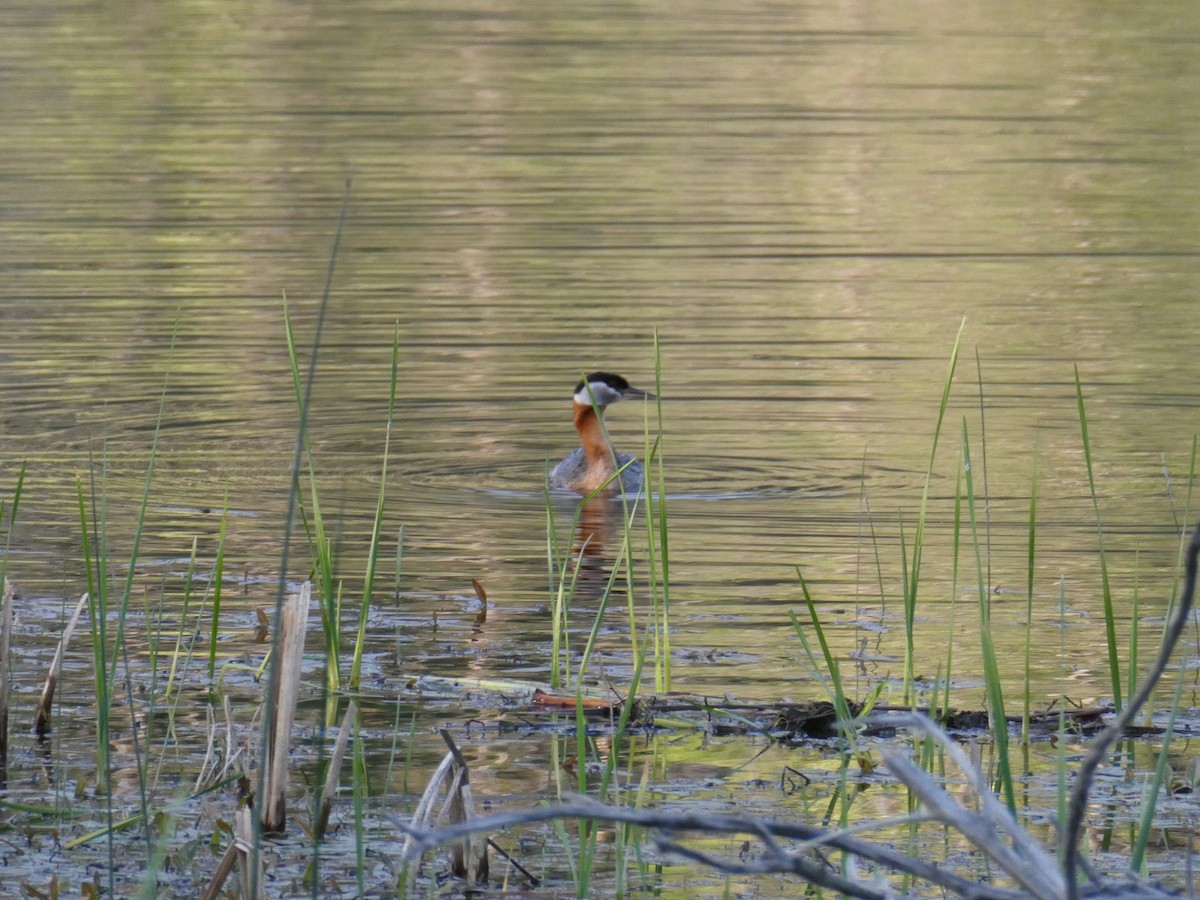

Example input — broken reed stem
[0,577,11,788]
[437,729,487,884]
[35,592,90,738]
[262,582,309,835]
[315,699,357,837]
[202,805,261,900]
[237,806,262,900]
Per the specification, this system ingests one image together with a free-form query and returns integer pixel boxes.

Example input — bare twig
[401,737,488,892]
[389,796,1022,899]
[886,714,1064,896]
[887,747,1063,900]
[655,836,891,900]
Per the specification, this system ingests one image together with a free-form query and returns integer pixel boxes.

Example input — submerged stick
[35,592,90,738]
[1063,519,1200,900]
[262,582,309,834]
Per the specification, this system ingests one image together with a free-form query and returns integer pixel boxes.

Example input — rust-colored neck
[573,401,614,473]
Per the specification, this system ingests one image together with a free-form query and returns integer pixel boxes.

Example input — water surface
[2,1,1199,894]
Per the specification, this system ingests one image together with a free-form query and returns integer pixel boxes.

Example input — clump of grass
[252,178,351,896]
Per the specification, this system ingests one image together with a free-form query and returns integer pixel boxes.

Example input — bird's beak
[623,385,655,401]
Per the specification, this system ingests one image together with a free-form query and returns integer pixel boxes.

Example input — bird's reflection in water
[569,489,638,597]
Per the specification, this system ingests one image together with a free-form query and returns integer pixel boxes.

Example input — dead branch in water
[391,795,1018,900]
[315,699,357,838]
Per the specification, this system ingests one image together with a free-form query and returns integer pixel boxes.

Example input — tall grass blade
[903,317,966,704]
[961,420,1015,811]
[648,329,671,692]
[255,177,351,896]
[1022,460,1038,743]
[352,324,401,691]
[975,349,992,591]
[207,493,229,682]
[1075,364,1121,711]
[792,571,855,743]
[1130,668,1185,872]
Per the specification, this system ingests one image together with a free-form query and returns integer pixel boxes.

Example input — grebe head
[573,372,655,409]
[548,371,655,493]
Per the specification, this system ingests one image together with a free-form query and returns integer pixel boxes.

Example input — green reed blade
[1023,459,1039,744]
[945,453,962,729]
[1131,665,1185,872]
[0,461,25,592]
[255,178,351,898]
[650,329,671,692]
[353,325,401,691]
[1147,437,1197,725]
[903,318,966,706]
[793,570,855,744]
[1075,364,1122,711]
[962,419,1015,811]
[974,350,994,596]
[207,492,229,682]
[1127,561,1140,709]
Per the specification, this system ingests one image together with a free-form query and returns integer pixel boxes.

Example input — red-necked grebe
[549,372,654,494]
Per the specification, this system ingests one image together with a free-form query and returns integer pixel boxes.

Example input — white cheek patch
[575,381,622,406]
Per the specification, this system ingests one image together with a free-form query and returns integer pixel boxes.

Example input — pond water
[2,0,1200,895]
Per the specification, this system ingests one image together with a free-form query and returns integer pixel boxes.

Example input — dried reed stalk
[315,699,357,837]
[262,581,309,834]
[400,730,488,892]
[34,592,89,738]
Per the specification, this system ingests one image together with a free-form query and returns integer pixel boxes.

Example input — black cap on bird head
[572,372,652,407]
[574,372,630,395]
